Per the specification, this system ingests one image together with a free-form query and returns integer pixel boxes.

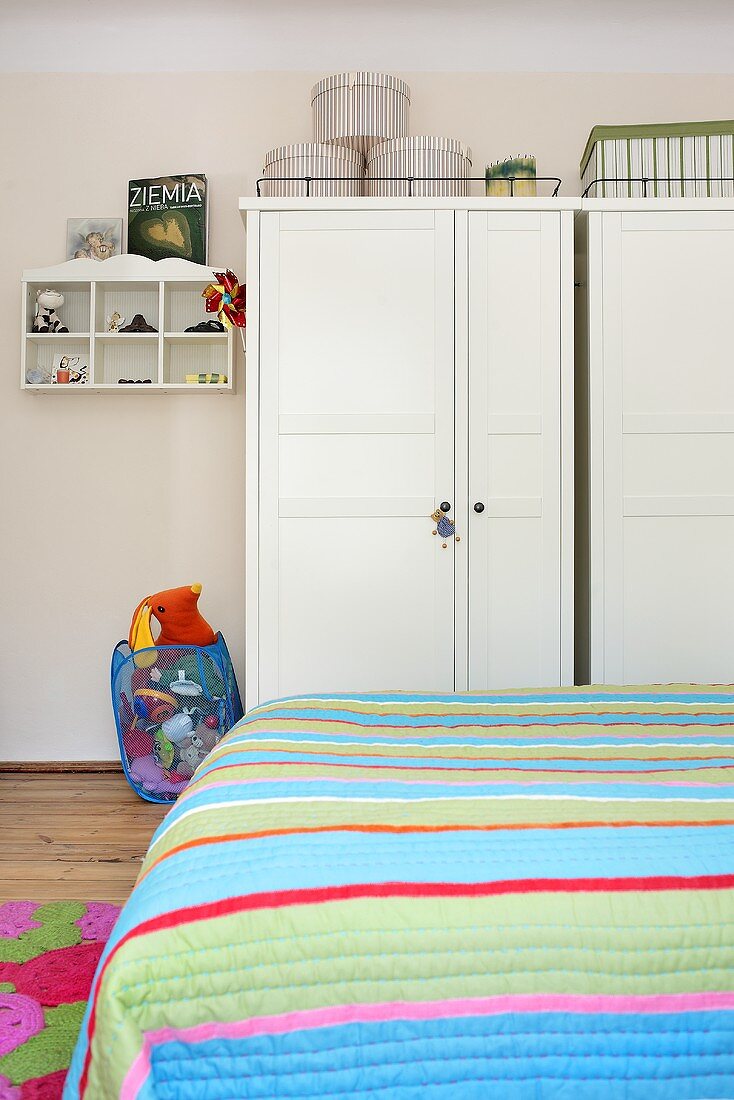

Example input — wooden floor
[0,772,168,904]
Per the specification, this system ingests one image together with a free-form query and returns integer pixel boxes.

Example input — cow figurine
[33,289,69,333]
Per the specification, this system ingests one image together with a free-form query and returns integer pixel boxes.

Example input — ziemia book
[127,174,208,264]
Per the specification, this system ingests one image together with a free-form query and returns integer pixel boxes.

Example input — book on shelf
[127,174,208,264]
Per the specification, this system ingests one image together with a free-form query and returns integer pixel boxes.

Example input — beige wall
[2,69,734,761]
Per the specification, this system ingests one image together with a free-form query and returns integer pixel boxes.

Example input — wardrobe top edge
[579,199,734,212]
[238,197,582,214]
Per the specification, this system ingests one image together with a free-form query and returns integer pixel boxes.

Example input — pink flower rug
[0,901,120,1099]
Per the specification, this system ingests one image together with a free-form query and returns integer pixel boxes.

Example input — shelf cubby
[163,333,230,385]
[94,281,160,335]
[24,282,91,335]
[94,337,159,386]
[24,335,90,386]
[163,280,215,333]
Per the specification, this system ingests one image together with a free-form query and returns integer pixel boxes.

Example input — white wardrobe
[577,201,734,685]
[242,200,574,708]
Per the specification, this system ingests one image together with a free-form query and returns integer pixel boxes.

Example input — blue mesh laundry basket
[111,634,243,803]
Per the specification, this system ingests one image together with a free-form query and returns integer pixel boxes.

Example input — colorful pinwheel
[202,270,246,329]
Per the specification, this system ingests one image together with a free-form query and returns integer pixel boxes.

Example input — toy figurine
[174,737,205,778]
[169,669,203,697]
[119,313,157,333]
[32,289,68,333]
[153,729,176,771]
[191,723,219,754]
[128,753,188,797]
[161,712,194,744]
[431,507,455,538]
[129,584,218,665]
[185,319,226,333]
[132,687,177,725]
[167,719,220,780]
[25,367,49,385]
[106,311,125,333]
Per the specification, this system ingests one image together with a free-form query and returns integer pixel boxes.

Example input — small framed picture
[52,352,89,385]
[67,218,123,262]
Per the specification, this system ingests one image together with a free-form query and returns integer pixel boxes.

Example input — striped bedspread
[66,687,734,1099]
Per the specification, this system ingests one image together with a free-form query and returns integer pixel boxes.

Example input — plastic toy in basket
[112,636,243,802]
[112,585,243,803]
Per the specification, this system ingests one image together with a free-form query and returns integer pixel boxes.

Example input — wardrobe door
[257,209,455,702]
[467,210,569,689]
[590,209,734,684]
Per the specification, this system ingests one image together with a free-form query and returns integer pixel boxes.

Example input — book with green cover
[127,174,208,264]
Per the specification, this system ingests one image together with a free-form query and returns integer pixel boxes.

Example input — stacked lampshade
[260,73,471,197]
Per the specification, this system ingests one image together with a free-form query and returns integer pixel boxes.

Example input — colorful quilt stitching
[64,687,734,1098]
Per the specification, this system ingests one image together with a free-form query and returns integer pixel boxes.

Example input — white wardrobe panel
[623,434,734,498]
[622,517,734,684]
[278,518,451,695]
[488,435,543,498]
[484,518,545,687]
[279,435,435,499]
[620,222,734,416]
[584,207,734,684]
[467,211,565,689]
[257,209,455,704]
[277,222,440,416]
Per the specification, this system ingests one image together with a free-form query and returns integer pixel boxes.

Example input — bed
[65,687,734,1099]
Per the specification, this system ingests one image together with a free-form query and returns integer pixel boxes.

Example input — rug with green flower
[0,901,120,1099]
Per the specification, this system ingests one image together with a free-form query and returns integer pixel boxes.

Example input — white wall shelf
[23,383,232,394]
[26,332,90,341]
[163,332,230,341]
[21,255,236,392]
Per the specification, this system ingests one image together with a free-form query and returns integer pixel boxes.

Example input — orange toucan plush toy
[129,584,217,663]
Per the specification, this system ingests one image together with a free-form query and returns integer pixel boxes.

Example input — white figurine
[106,311,125,333]
[33,289,68,333]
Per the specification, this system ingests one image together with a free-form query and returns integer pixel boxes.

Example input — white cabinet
[578,203,734,684]
[242,200,574,708]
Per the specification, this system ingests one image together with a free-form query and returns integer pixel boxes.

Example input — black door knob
[439,501,451,512]
[474,502,485,513]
